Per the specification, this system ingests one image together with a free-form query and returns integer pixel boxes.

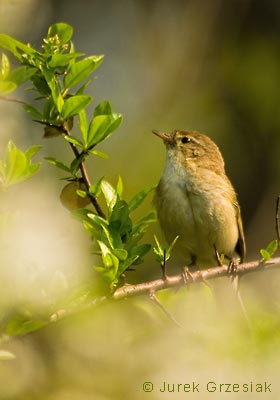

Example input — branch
[0,95,27,105]
[63,126,106,218]
[49,256,280,323]
[113,256,280,300]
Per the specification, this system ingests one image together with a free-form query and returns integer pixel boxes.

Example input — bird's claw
[181,266,193,286]
[227,258,238,281]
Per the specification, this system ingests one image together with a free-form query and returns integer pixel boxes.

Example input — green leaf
[83,220,102,239]
[4,315,47,336]
[47,22,73,45]
[70,153,86,175]
[76,80,91,95]
[128,187,155,211]
[47,53,83,68]
[260,239,279,261]
[0,80,16,94]
[94,100,113,116]
[101,180,117,212]
[0,53,10,79]
[88,213,122,249]
[89,177,104,197]
[78,109,88,143]
[260,249,271,261]
[131,243,151,259]
[64,55,104,89]
[88,149,109,159]
[116,175,123,197]
[132,211,157,236]
[113,248,128,261]
[76,189,87,198]
[87,113,122,148]
[23,104,43,119]
[0,141,41,187]
[31,73,51,96]
[45,157,71,173]
[118,256,139,275]
[165,235,179,260]
[62,134,83,147]
[41,67,64,112]
[25,145,41,159]
[8,66,37,85]
[0,33,37,60]
[153,234,165,260]
[61,95,92,119]
[43,97,57,121]
[98,241,119,272]
[110,199,131,237]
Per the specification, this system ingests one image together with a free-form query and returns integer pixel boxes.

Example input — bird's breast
[154,159,239,266]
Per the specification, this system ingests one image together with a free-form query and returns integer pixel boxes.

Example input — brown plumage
[153,129,245,268]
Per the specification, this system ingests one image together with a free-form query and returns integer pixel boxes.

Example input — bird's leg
[181,266,194,286]
[214,245,223,266]
[227,257,238,282]
[181,256,196,286]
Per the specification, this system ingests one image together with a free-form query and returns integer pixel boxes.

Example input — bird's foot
[227,258,238,281]
[181,266,194,287]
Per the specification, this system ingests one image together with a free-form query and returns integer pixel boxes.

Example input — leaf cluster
[0,141,40,188]
[76,179,156,291]
[0,22,155,293]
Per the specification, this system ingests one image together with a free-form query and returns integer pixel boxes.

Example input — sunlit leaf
[78,109,88,143]
[0,53,10,79]
[98,241,119,272]
[260,239,279,261]
[47,22,73,45]
[23,104,43,119]
[47,53,82,68]
[89,177,104,197]
[4,315,48,335]
[94,100,113,116]
[0,80,16,94]
[128,187,154,211]
[116,176,123,197]
[88,149,109,159]
[45,157,71,172]
[61,95,92,119]
[0,33,37,60]
[101,180,117,211]
[62,134,83,147]
[64,55,104,89]
[41,67,64,112]
[8,66,37,85]
[0,141,41,187]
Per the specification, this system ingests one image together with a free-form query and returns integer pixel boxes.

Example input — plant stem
[63,126,106,218]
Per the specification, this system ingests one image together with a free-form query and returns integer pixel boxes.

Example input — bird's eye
[181,137,190,144]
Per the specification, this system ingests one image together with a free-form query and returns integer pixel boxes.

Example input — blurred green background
[0,0,280,399]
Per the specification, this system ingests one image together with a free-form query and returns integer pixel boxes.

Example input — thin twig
[0,95,27,105]
[149,290,182,327]
[0,94,106,217]
[48,257,280,325]
[63,126,106,218]
[113,257,280,300]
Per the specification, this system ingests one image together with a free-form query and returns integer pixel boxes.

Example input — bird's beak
[152,130,173,143]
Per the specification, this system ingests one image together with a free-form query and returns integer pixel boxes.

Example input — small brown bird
[153,129,245,269]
